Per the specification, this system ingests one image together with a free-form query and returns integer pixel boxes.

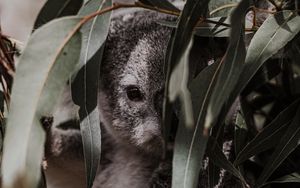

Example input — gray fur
[45,11,173,188]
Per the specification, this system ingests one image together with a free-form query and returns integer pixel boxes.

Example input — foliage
[0,0,299,188]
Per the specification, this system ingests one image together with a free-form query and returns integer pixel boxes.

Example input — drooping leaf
[256,103,300,187]
[72,0,112,187]
[158,17,253,38]
[262,172,300,186]
[1,16,82,188]
[205,0,250,132]
[209,0,239,17]
[207,137,247,185]
[139,0,180,12]
[234,111,248,157]
[78,0,112,65]
[172,61,221,188]
[169,39,194,127]
[34,0,83,29]
[234,99,300,165]
[227,10,300,114]
[71,47,104,188]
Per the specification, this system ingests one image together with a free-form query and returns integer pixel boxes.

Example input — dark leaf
[256,103,300,187]
[234,99,300,165]
[34,0,83,29]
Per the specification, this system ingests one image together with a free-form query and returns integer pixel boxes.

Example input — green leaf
[227,11,300,113]
[234,111,248,157]
[209,0,239,17]
[205,0,251,131]
[72,0,112,187]
[262,172,300,186]
[139,0,180,12]
[78,0,112,65]
[234,100,300,165]
[158,17,253,37]
[1,16,82,188]
[34,0,83,29]
[172,61,220,188]
[71,47,104,188]
[256,103,300,187]
[207,137,247,185]
[169,39,194,127]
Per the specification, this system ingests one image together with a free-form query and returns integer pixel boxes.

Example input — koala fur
[45,10,173,188]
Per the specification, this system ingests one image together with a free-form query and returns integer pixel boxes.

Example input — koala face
[99,12,171,157]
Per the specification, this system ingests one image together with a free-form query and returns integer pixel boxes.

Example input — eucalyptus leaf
[262,172,300,186]
[256,103,300,187]
[1,16,82,188]
[72,0,112,186]
[209,0,239,17]
[34,0,83,29]
[71,47,104,188]
[227,10,300,113]
[173,61,220,188]
[158,17,253,37]
[139,0,180,12]
[169,39,194,127]
[207,137,247,185]
[234,111,248,157]
[78,0,112,65]
[205,0,250,132]
[234,99,300,165]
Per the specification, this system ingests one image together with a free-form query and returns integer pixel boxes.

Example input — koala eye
[126,86,143,102]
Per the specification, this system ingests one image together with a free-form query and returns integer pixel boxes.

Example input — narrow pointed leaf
[209,0,239,17]
[78,0,112,64]
[173,61,221,188]
[34,0,83,29]
[256,104,300,187]
[205,0,250,131]
[227,11,300,112]
[72,0,112,187]
[262,172,300,186]
[1,16,82,187]
[71,47,104,188]
[139,0,180,12]
[234,100,300,165]
[207,137,247,185]
[169,39,194,127]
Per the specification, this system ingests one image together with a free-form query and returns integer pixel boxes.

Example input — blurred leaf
[173,61,220,188]
[169,39,194,127]
[205,0,250,132]
[78,0,112,65]
[234,111,248,157]
[207,137,247,185]
[1,17,82,188]
[256,103,300,187]
[139,0,180,12]
[167,2,210,187]
[208,159,220,188]
[227,10,300,112]
[72,1,112,187]
[34,0,83,29]
[158,17,253,37]
[262,172,300,186]
[209,0,239,17]
[234,99,300,165]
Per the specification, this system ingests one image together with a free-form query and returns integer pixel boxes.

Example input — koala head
[99,11,172,157]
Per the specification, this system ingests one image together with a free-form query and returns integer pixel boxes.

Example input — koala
[45,10,173,188]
